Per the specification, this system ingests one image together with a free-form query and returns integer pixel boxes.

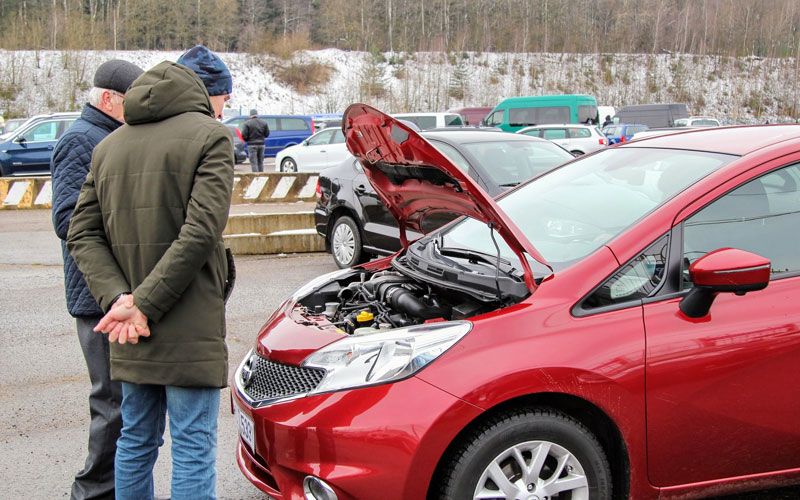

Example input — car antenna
[488,222,503,302]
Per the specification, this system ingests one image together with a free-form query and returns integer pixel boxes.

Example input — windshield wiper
[498,182,520,187]
[436,245,513,267]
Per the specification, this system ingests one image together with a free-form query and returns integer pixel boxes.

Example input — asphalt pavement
[0,209,796,499]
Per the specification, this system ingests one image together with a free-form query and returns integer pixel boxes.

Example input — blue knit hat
[177,45,232,96]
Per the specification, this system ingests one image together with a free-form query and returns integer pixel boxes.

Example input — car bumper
[232,375,481,499]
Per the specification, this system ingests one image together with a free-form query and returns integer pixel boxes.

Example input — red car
[232,104,800,499]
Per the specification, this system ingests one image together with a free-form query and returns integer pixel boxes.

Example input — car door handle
[354,184,368,194]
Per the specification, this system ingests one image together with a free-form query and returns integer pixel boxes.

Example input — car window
[445,114,463,126]
[509,107,570,127]
[331,129,345,144]
[486,111,504,127]
[569,128,592,138]
[427,140,471,173]
[521,129,542,138]
[542,129,567,140]
[682,163,800,287]
[674,118,689,127]
[578,104,598,124]
[462,140,573,187]
[20,120,58,142]
[691,119,719,127]
[280,118,310,131]
[308,130,334,146]
[583,234,669,309]
[57,119,76,138]
[263,118,278,130]
[603,126,619,136]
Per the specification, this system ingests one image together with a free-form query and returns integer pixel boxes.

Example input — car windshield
[462,140,574,186]
[437,147,735,272]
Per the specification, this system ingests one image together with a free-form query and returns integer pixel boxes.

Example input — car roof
[421,129,548,143]
[392,112,458,117]
[622,124,800,155]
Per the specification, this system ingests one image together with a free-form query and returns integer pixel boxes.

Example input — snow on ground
[1,48,797,124]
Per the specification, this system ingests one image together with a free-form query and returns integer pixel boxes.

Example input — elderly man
[68,45,234,500]
[51,59,143,500]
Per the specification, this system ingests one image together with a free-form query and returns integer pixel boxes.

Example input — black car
[226,124,247,164]
[315,129,574,267]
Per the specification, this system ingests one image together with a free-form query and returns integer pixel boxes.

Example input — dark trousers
[71,316,122,500]
[248,144,265,173]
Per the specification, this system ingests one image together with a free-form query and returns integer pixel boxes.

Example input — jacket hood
[343,103,546,291]
[124,61,214,125]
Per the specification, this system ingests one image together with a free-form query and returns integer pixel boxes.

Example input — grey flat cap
[93,59,144,94]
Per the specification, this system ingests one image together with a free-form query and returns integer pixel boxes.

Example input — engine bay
[294,269,493,335]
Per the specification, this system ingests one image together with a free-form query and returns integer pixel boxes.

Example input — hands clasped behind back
[94,294,151,344]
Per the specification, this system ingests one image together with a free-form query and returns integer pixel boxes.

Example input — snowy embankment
[0,48,797,124]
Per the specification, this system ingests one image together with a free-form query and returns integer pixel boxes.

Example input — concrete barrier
[223,211,325,255]
[0,172,318,209]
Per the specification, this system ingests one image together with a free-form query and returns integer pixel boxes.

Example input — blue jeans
[115,383,220,500]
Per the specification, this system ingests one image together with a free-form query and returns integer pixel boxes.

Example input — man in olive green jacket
[68,46,234,500]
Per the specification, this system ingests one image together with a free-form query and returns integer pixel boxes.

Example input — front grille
[241,354,325,403]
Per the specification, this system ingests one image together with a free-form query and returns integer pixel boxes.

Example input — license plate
[234,402,255,452]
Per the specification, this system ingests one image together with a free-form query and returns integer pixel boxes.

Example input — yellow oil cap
[356,310,374,323]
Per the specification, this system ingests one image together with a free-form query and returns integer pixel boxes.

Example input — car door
[325,129,350,168]
[643,160,800,487]
[8,119,61,175]
[350,159,404,253]
[541,127,570,150]
[299,129,334,170]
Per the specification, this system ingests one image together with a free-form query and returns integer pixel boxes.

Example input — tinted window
[569,127,592,138]
[584,235,668,308]
[509,106,570,127]
[428,140,471,173]
[486,111,504,127]
[543,129,567,140]
[578,105,598,124]
[280,118,310,131]
[308,130,334,146]
[462,140,573,187]
[21,120,58,142]
[445,114,463,126]
[682,163,800,286]
[264,118,278,130]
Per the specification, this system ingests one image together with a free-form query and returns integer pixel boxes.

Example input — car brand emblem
[241,353,258,389]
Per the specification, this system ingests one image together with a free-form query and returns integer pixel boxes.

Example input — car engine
[295,270,488,334]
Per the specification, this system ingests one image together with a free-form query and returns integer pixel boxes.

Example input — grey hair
[87,87,108,106]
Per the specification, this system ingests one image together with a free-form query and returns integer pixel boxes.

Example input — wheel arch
[326,205,364,251]
[426,392,630,499]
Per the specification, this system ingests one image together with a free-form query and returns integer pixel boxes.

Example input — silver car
[516,123,608,156]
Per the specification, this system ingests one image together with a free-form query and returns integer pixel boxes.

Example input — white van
[391,112,463,130]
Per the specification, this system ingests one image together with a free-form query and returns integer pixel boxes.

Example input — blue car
[0,112,79,176]
[602,123,649,145]
[223,114,315,158]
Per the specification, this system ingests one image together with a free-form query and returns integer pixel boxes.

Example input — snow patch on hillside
[1,49,797,124]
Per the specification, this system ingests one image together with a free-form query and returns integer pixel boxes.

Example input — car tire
[0,162,10,177]
[330,215,364,269]
[571,150,584,156]
[280,157,298,173]
[436,408,612,500]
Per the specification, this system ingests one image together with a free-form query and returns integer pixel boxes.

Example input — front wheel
[330,215,364,268]
[436,408,612,500]
[280,157,298,172]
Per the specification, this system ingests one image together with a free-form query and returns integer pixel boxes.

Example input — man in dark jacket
[241,108,269,172]
[51,58,143,500]
[67,46,233,500]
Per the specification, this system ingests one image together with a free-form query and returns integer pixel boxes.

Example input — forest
[1,0,800,59]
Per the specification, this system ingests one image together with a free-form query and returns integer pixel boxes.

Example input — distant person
[602,115,613,127]
[51,58,144,500]
[241,108,269,172]
[68,45,234,500]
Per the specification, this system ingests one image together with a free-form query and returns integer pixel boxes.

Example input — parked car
[316,128,574,267]
[630,126,694,141]
[391,112,464,130]
[517,123,608,155]
[222,114,315,158]
[448,106,493,126]
[484,94,599,132]
[0,112,79,176]
[674,116,721,127]
[312,113,343,132]
[225,125,247,164]
[275,127,349,172]
[233,105,800,499]
[613,103,689,128]
[602,123,649,144]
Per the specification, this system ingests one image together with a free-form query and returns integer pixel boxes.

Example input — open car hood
[343,103,548,291]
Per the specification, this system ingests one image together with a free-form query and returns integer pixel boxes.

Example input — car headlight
[303,321,471,394]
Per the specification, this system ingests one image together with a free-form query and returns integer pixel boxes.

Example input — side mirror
[679,248,770,318]
[13,136,26,144]
[303,139,310,146]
